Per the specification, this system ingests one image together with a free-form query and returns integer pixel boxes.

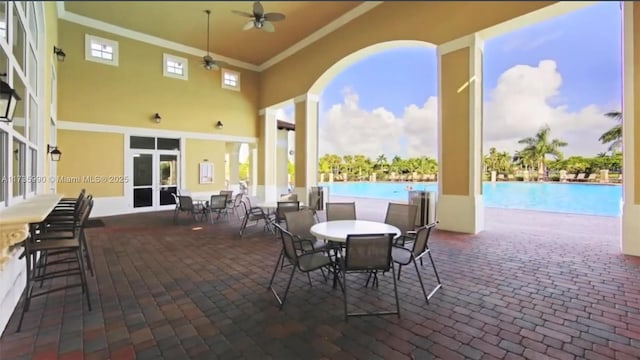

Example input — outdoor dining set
[173,189,443,320]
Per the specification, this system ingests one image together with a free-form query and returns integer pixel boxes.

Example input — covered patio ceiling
[61,1,366,66]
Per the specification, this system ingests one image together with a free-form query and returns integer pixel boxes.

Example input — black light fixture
[0,73,21,123]
[53,46,66,61]
[215,121,224,129]
[153,113,162,123]
[47,144,62,162]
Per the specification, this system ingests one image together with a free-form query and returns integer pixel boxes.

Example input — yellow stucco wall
[259,1,555,108]
[56,130,124,197]
[56,20,259,136]
[635,3,640,204]
[41,2,59,193]
[184,139,226,192]
[440,48,470,196]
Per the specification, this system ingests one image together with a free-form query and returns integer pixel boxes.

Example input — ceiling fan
[232,1,286,33]
[202,9,227,71]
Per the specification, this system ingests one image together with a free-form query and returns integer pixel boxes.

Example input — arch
[308,40,435,96]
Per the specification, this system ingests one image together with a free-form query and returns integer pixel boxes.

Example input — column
[249,143,258,197]
[257,108,277,202]
[276,129,290,196]
[293,94,320,204]
[225,143,241,193]
[436,34,484,234]
[621,1,640,256]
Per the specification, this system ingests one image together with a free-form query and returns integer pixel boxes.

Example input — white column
[621,2,640,256]
[293,94,320,204]
[258,108,278,202]
[436,33,484,234]
[225,143,241,193]
[276,129,290,196]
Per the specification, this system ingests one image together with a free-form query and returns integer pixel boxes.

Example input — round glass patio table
[310,220,401,243]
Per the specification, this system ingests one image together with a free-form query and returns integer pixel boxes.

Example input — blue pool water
[319,182,622,217]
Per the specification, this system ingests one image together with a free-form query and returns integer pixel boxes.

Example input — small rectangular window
[157,138,180,150]
[85,34,119,66]
[130,136,155,149]
[221,68,240,91]
[163,53,188,80]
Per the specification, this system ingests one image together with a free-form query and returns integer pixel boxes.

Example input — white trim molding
[294,93,320,104]
[55,2,382,72]
[58,8,259,71]
[258,2,384,70]
[437,33,485,57]
[56,120,258,144]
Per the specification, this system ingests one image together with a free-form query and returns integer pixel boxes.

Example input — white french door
[130,150,179,210]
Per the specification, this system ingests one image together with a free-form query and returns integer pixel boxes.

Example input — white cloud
[319,60,615,159]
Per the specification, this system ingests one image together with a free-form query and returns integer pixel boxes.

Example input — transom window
[221,68,240,91]
[85,34,118,66]
[163,53,188,80]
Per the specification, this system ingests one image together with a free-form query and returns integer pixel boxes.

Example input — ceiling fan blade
[214,60,228,67]
[231,10,253,18]
[211,63,220,71]
[253,1,264,17]
[264,13,285,22]
[242,20,255,31]
[262,21,275,32]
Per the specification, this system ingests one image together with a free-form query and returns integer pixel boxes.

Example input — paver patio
[0,199,639,360]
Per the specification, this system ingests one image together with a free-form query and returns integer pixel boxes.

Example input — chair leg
[397,264,402,280]
[239,214,249,236]
[342,270,349,322]
[412,257,430,304]
[427,249,442,285]
[390,264,400,318]
[271,266,296,310]
[306,272,313,288]
[17,250,35,332]
[81,232,94,277]
[268,249,284,288]
[76,249,92,311]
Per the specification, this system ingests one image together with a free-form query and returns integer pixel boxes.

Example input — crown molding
[56,3,260,72]
[258,2,383,71]
[56,1,382,73]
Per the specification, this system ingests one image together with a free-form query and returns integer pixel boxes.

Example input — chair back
[177,195,194,210]
[274,223,299,264]
[171,192,179,205]
[411,222,437,257]
[276,201,300,222]
[344,233,394,271]
[209,194,227,210]
[284,209,316,239]
[326,202,356,221]
[280,193,298,201]
[220,190,233,202]
[384,203,418,235]
[233,193,244,205]
[308,191,321,211]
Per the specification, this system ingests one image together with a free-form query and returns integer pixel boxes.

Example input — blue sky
[315,1,622,158]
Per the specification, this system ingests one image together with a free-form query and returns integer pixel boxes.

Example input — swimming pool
[319,181,622,217]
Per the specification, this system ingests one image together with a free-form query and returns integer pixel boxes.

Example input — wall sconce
[53,46,66,61]
[215,121,224,129]
[47,144,62,162]
[0,73,21,122]
[153,113,162,123]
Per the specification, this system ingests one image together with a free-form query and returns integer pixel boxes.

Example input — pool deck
[330,195,620,249]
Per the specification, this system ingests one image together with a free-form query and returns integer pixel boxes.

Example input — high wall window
[221,68,240,91]
[163,53,188,80]
[0,1,42,206]
[85,34,118,66]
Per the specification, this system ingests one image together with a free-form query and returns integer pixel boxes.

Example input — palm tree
[599,111,622,153]
[517,125,567,179]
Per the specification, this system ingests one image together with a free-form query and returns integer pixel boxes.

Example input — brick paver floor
[0,203,638,360]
